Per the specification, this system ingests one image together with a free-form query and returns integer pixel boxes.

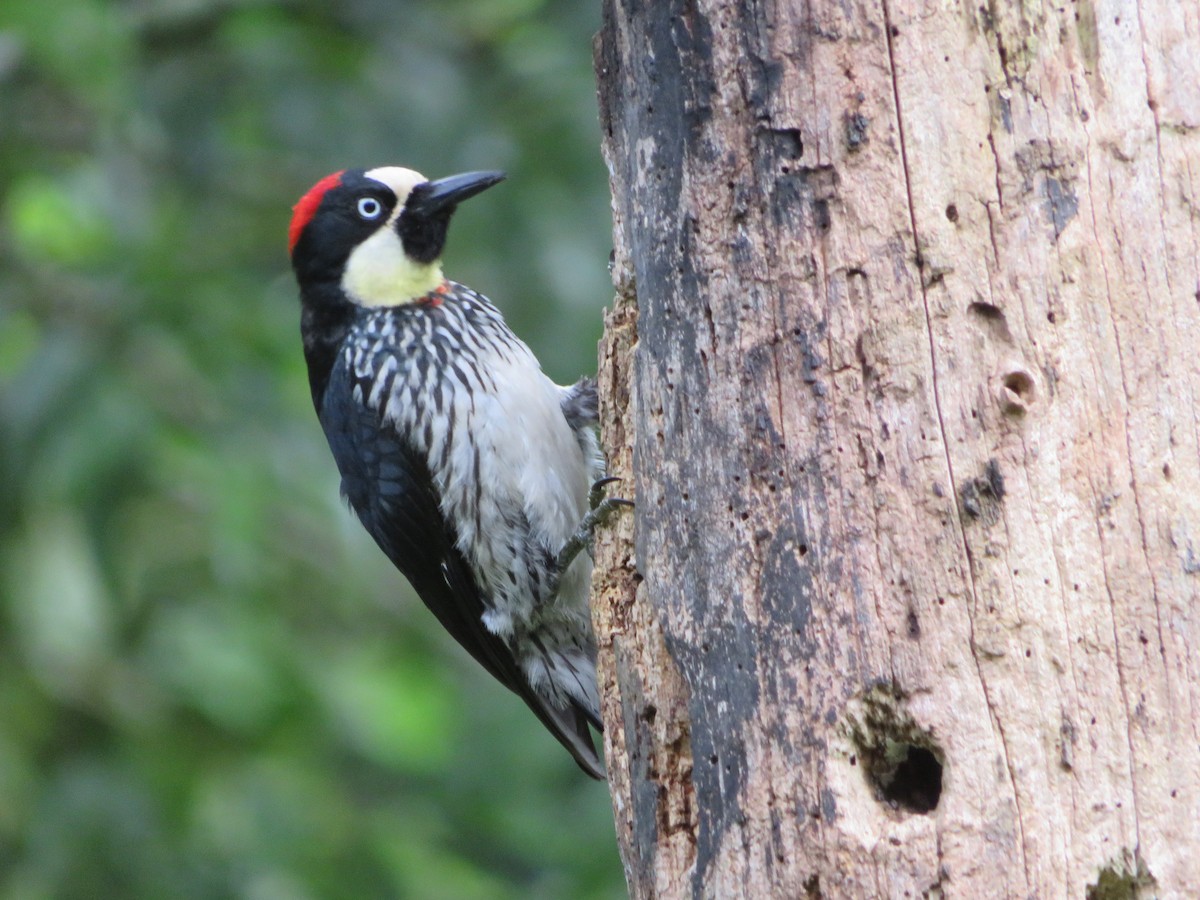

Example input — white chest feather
[351,304,595,644]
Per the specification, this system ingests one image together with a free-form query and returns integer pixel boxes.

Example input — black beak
[404,170,506,217]
[397,170,505,264]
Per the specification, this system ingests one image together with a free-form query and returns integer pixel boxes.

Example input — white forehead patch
[364,166,427,211]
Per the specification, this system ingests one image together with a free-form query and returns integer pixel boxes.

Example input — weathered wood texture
[592,0,1200,896]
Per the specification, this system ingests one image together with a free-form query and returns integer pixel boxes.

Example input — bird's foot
[556,478,634,573]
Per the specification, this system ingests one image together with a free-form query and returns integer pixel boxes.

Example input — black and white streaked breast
[333,283,598,663]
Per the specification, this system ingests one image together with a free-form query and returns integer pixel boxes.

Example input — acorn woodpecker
[288,166,616,778]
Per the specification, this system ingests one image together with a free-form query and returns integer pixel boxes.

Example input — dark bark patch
[761,525,816,654]
[819,786,837,823]
[600,1,717,361]
[960,458,1005,525]
[734,2,789,115]
[765,162,840,231]
[665,3,717,144]
[687,697,754,895]
[845,111,870,151]
[655,588,759,895]
[1043,175,1078,238]
[615,644,668,894]
[763,126,804,161]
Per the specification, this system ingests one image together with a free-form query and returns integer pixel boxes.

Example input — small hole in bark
[906,610,920,638]
[798,543,808,556]
[1047,310,1057,323]
[945,203,959,222]
[1003,371,1034,397]
[969,300,1002,319]
[1162,463,1171,479]
[847,686,944,815]
[999,370,1036,414]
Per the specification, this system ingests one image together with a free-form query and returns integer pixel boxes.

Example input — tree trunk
[591,0,1200,896]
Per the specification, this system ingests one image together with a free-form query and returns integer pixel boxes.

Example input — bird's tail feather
[525,693,605,780]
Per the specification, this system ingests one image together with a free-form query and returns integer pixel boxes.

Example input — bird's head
[289,166,505,307]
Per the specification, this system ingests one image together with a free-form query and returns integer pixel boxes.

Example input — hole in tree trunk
[874,743,943,813]
[845,684,946,815]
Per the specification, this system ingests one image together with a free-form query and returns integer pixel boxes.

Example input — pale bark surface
[591,0,1200,897]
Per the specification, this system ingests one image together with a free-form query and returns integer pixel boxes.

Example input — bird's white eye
[357,197,383,220]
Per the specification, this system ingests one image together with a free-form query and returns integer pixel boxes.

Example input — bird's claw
[556,477,634,573]
[588,475,623,511]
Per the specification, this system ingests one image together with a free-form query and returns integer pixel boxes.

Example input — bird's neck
[300,285,357,409]
[342,227,446,306]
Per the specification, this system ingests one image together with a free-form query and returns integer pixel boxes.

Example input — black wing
[318,361,603,778]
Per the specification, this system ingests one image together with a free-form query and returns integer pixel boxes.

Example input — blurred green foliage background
[0,0,622,896]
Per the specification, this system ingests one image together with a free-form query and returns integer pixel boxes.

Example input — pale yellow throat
[342,226,444,307]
